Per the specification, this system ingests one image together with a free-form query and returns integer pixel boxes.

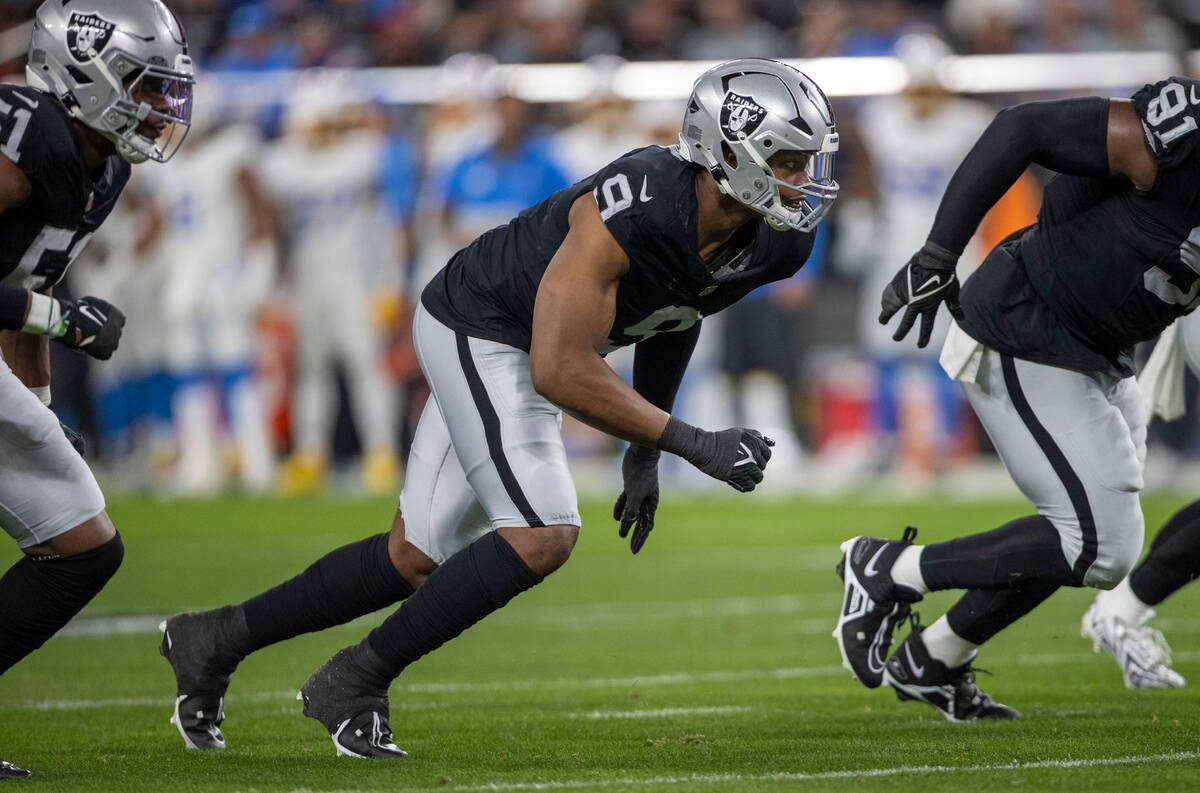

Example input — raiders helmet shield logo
[719,92,767,140]
[67,12,115,63]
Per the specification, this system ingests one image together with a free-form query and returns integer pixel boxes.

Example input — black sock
[0,533,124,674]
[921,515,1078,590]
[1129,499,1200,606]
[366,531,543,676]
[945,582,1061,645]
[240,532,414,653]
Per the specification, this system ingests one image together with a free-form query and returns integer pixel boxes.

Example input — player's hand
[717,429,775,492]
[614,445,660,554]
[692,427,775,492]
[879,241,963,348]
[57,297,126,360]
[60,421,85,457]
[657,417,775,492]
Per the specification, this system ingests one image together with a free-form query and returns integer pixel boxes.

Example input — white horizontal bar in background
[200,49,1194,110]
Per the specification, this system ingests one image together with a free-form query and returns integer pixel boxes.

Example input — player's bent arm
[926,96,1113,256]
[529,194,670,447]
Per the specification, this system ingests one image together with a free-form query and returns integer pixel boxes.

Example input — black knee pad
[39,531,126,592]
[0,532,124,673]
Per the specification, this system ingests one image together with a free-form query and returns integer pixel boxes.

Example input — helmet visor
[113,60,194,162]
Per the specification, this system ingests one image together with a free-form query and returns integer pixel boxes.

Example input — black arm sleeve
[631,321,703,415]
[928,96,1110,256]
[0,285,29,330]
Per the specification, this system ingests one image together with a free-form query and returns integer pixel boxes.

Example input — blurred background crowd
[2,0,1200,498]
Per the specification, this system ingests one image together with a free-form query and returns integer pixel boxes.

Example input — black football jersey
[0,84,131,292]
[421,145,815,354]
[960,77,1200,377]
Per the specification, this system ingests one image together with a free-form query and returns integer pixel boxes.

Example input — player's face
[130,77,170,138]
[767,149,812,209]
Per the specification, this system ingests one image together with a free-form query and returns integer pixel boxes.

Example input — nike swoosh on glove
[879,240,963,349]
[58,296,126,360]
[724,429,774,493]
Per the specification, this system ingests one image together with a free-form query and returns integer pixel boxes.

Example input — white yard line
[253,752,1200,793]
[444,752,1200,791]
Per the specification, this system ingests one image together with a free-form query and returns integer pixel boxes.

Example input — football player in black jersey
[159,58,839,757]
[834,77,1200,721]
[0,0,193,777]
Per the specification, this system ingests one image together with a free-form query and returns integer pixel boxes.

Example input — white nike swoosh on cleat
[862,545,888,577]
[905,643,925,676]
[332,719,368,758]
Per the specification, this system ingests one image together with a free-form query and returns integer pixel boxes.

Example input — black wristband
[0,285,28,331]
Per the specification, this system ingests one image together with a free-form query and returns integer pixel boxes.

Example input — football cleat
[0,758,32,779]
[834,526,922,688]
[1082,598,1185,689]
[299,646,407,759]
[159,607,250,750]
[883,626,1021,722]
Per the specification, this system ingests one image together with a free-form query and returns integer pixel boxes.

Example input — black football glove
[57,296,126,360]
[60,421,86,457]
[614,445,660,554]
[878,240,964,349]
[658,417,775,493]
[720,429,775,492]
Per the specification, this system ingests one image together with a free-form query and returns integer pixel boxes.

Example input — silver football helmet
[25,0,194,164]
[679,58,839,232]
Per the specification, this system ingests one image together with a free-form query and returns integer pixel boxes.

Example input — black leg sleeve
[945,582,1061,646]
[0,533,124,674]
[1129,499,1200,606]
[239,532,414,652]
[366,531,543,676]
[921,515,1080,591]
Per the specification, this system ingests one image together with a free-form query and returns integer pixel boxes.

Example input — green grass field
[2,493,1199,792]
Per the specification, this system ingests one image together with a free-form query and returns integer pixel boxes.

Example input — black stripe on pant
[999,354,1096,582]
[455,333,545,528]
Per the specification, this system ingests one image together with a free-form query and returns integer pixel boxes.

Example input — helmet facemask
[91,53,194,164]
[729,142,838,233]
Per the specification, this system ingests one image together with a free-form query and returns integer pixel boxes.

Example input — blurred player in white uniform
[70,174,177,482]
[147,97,277,493]
[853,34,992,474]
[260,90,399,493]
